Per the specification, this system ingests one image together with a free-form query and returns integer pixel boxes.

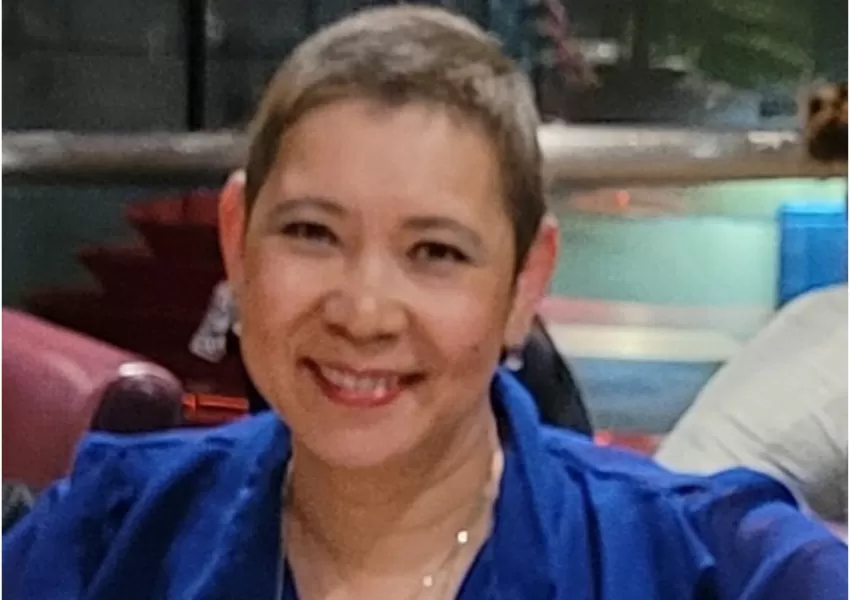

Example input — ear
[218,170,248,298]
[504,213,559,346]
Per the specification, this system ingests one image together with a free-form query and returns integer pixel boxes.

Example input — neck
[285,400,501,577]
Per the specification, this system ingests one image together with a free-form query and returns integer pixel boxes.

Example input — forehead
[263,99,506,221]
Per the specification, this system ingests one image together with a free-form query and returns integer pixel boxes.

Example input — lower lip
[306,363,405,409]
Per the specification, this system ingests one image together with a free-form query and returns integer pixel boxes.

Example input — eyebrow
[266,197,347,219]
[404,216,484,250]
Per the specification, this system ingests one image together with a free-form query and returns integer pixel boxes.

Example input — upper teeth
[319,366,399,393]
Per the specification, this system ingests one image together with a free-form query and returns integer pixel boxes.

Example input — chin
[295,420,427,470]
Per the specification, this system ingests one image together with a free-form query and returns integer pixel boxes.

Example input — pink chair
[2,310,184,488]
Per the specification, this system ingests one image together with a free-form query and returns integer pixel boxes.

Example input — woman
[4,7,845,599]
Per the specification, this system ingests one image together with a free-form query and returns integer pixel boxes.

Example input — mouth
[302,359,424,409]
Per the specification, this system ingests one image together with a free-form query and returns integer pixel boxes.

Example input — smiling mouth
[302,359,423,408]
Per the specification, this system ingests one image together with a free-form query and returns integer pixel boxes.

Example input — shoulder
[743,285,847,359]
[535,429,847,598]
[539,425,792,505]
[41,412,289,521]
[781,285,847,322]
[71,412,282,481]
[3,414,288,598]
[535,424,829,545]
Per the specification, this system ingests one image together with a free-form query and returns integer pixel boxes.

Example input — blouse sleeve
[2,436,136,599]
[684,469,848,600]
[3,479,76,598]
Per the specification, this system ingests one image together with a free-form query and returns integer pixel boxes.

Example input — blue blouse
[4,370,846,599]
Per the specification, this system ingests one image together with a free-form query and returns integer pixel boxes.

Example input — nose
[321,254,408,344]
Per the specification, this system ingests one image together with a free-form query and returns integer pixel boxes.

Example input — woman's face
[222,99,554,469]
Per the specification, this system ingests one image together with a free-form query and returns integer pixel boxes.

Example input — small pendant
[456,530,469,544]
[422,575,435,588]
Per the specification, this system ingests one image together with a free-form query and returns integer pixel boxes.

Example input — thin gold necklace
[277,449,503,600]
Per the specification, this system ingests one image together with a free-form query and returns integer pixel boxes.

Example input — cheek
[417,280,511,375]
[238,248,326,374]
[238,248,336,414]
[241,245,325,325]
[417,285,510,425]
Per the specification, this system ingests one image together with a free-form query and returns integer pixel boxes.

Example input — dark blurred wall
[202,0,490,128]
[813,0,848,81]
[2,0,188,305]
[3,0,186,131]
[2,0,499,131]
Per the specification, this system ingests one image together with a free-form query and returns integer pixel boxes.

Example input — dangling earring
[225,285,241,338]
[502,344,525,371]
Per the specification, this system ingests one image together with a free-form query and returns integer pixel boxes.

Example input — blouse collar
[213,368,572,599]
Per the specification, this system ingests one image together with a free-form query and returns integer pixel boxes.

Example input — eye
[280,221,338,246]
[410,241,470,265]
[809,97,824,117]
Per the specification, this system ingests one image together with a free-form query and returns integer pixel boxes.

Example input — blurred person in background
[657,285,848,528]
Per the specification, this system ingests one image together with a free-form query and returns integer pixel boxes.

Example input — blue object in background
[777,202,848,307]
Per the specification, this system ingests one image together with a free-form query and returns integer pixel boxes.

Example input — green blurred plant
[622,0,814,86]
[681,0,810,85]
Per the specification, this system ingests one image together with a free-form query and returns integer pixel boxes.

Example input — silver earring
[502,345,524,371]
